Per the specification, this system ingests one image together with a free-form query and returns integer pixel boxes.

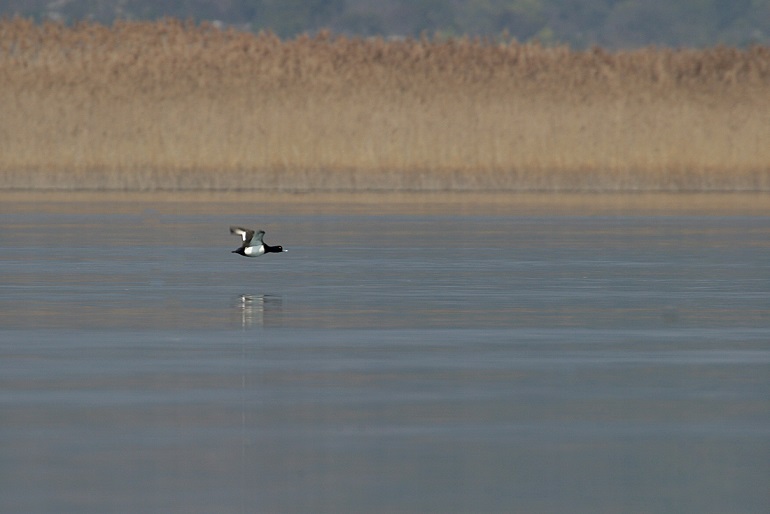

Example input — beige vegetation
[1,18,769,191]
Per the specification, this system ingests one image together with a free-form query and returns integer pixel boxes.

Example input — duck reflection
[235,294,283,328]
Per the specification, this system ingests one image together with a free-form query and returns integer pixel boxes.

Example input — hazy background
[2,0,768,48]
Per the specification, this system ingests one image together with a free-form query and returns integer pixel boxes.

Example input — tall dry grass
[1,18,769,191]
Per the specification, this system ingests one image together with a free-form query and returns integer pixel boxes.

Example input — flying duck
[230,226,285,257]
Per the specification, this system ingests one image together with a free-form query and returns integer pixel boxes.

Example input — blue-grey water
[1,192,769,513]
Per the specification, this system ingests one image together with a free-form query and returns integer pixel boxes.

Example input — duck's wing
[230,226,256,246]
[252,230,266,245]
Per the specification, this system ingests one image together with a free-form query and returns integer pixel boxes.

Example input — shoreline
[3,190,769,217]
[2,167,769,193]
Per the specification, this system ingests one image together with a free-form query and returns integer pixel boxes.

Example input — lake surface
[1,192,769,513]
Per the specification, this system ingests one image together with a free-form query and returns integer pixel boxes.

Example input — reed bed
[1,18,769,191]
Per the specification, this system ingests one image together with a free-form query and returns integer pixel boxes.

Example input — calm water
[1,192,769,513]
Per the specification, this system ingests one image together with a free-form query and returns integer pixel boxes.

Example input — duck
[230,226,285,257]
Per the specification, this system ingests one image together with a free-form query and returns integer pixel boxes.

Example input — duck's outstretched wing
[230,226,256,247]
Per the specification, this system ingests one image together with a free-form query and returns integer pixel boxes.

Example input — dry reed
[1,18,769,191]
